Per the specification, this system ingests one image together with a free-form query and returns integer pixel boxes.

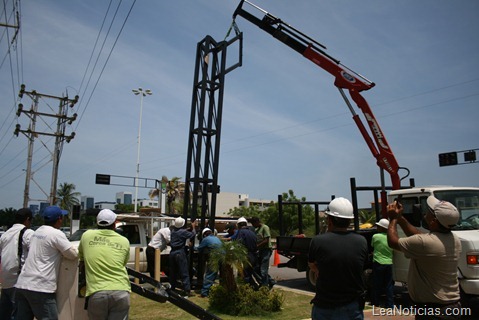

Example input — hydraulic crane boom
[233,0,403,190]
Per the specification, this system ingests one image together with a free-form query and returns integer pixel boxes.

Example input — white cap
[237,217,247,224]
[325,197,354,219]
[97,209,117,226]
[427,196,459,229]
[202,227,212,236]
[375,218,389,229]
[174,217,185,228]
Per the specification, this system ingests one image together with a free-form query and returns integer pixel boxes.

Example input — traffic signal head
[438,152,458,167]
[464,151,476,162]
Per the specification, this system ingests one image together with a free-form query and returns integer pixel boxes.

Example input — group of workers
[146,215,275,298]
[0,193,464,320]
[0,207,130,320]
[308,196,463,320]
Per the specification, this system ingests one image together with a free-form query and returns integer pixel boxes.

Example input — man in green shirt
[371,218,394,308]
[250,217,275,288]
[79,209,131,320]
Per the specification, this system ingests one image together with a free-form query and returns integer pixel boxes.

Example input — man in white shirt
[146,226,173,277]
[15,206,78,320]
[0,208,34,320]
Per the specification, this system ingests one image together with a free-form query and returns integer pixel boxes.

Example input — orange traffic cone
[272,249,280,267]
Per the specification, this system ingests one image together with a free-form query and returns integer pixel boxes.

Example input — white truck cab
[388,186,479,306]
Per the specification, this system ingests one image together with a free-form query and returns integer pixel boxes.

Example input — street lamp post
[132,87,152,212]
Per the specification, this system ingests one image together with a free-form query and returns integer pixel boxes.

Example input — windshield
[434,190,479,230]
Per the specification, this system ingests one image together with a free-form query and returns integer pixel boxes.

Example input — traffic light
[438,152,458,167]
[95,174,111,185]
[464,150,477,162]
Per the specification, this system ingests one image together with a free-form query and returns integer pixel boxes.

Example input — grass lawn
[129,288,314,320]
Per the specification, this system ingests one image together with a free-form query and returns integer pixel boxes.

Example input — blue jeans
[257,248,272,286]
[372,262,394,308]
[169,249,191,292]
[312,300,364,320]
[201,267,218,297]
[15,289,58,320]
[87,290,130,320]
[0,288,16,320]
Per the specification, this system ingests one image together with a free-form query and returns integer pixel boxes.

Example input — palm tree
[56,182,80,212]
[148,176,185,214]
[358,209,376,228]
[208,240,250,292]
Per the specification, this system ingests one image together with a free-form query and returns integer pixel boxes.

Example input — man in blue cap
[15,206,78,320]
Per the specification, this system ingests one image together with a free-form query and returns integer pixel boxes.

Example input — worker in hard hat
[169,217,197,297]
[196,228,222,297]
[308,197,368,320]
[235,217,258,285]
[371,218,394,308]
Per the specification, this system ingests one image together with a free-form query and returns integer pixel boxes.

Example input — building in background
[39,202,49,215]
[94,201,116,210]
[116,192,132,205]
[212,192,272,215]
[81,195,94,210]
[29,204,39,216]
[137,198,159,208]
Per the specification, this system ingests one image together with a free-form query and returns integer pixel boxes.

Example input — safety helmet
[375,218,389,229]
[237,217,247,224]
[202,227,212,237]
[174,217,185,228]
[325,197,354,219]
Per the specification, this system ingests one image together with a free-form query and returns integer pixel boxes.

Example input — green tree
[209,240,249,293]
[56,182,80,227]
[148,176,185,214]
[56,182,80,211]
[261,190,316,237]
[0,207,16,228]
[226,206,262,219]
[358,210,376,224]
[208,241,283,316]
[225,190,318,237]
[115,203,135,213]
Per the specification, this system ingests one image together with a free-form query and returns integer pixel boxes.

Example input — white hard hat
[174,217,185,228]
[237,217,247,224]
[202,227,212,236]
[325,197,354,219]
[375,218,389,229]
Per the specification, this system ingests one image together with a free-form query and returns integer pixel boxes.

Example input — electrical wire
[74,0,137,131]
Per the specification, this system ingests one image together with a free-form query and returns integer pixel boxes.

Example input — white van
[388,186,479,307]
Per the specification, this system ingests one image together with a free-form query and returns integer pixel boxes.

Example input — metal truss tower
[183,33,242,228]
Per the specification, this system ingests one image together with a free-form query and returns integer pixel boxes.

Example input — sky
[1,0,478,211]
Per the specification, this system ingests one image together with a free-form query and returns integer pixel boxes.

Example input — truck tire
[305,265,317,291]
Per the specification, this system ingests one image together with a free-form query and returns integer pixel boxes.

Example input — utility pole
[15,84,78,207]
[0,2,20,45]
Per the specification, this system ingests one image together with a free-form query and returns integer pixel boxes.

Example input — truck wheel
[305,265,316,290]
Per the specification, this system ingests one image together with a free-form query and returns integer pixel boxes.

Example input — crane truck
[232,1,479,312]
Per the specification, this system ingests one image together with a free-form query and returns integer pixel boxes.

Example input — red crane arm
[233,0,402,189]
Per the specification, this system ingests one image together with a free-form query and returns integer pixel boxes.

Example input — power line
[75,0,137,131]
